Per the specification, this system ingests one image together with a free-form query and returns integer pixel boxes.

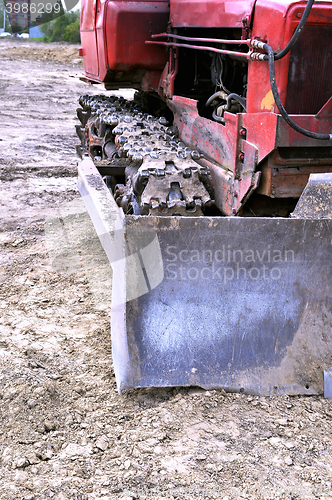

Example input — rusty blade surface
[291,173,332,219]
[78,158,332,395]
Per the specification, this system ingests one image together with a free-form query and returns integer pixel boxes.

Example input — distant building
[29,25,43,38]
[6,0,31,29]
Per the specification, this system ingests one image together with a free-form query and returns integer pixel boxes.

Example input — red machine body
[79,0,332,216]
[80,0,169,87]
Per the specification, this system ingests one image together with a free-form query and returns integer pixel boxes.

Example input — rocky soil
[0,39,332,500]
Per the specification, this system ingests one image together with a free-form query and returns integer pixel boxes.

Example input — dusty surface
[1,39,332,500]
[1,38,83,64]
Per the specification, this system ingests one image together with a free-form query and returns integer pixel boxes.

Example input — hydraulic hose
[205,91,227,107]
[263,43,331,141]
[225,93,247,112]
[207,92,246,124]
[257,0,331,141]
[212,108,225,123]
[206,91,246,111]
[274,0,314,60]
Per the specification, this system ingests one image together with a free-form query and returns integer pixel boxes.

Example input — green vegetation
[63,17,80,43]
[40,9,80,44]
[39,0,64,25]
[10,22,21,34]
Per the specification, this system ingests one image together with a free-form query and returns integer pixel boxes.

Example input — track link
[77,94,213,216]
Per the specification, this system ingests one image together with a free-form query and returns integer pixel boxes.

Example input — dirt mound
[0,39,82,65]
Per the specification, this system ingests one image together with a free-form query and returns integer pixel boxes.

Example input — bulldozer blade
[291,173,332,219]
[78,159,332,396]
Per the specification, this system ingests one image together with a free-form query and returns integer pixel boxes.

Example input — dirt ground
[1,39,83,64]
[1,38,332,500]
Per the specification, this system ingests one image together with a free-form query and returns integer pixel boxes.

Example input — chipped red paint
[168,97,261,215]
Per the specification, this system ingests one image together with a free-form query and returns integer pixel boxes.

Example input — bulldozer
[75,0,332,395]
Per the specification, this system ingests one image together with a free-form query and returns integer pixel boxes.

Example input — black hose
[205,91,225,107]
[260,0,331,140]
[226,93,247,112]
[212,108,225,123]
[207,91,246,123]
[267,0,315,60]
[264,44,331,140]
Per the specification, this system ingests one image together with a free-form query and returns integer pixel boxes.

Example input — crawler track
[76,94,213,216]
